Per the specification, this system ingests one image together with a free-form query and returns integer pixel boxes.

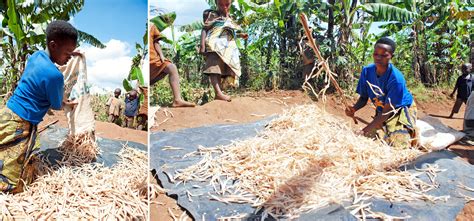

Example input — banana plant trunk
[334,0,357,87]
[414,22,436,86]
[239,39,250,87]
[412,23,421,81]
[471,39,474,64]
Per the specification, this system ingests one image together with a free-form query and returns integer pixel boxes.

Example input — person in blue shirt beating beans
[345,37,418,148]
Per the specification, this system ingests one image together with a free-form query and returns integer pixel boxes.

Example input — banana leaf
[150,12,176,31]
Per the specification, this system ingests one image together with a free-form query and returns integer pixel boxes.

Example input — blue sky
[72,0,148,93]
[74,0,148,53]
[150,0,208,27]
[150,0,209,39]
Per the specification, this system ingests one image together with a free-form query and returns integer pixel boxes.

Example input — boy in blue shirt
[449,63,473,118]
[345,37,417,148]
[124,90,139,129]
[0,20,78,192]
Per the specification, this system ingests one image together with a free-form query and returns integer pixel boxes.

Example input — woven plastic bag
[417,116,465,150]
[57,53,98,164]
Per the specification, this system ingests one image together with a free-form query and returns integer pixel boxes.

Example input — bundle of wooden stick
[58,130,99,166]
[0,146,148,220]
[175,105,445,219]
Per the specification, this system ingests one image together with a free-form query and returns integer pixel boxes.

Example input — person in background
[449,63,473,118]
[124,89,139,129]
[136,86,148,131]
[149,23,195,108]
[298,30,316,80]
[200,0,248,101]
[106,88,125,124]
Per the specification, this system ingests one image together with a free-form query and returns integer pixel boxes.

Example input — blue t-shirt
[124,97,139,117]
[7,51,64,125]
[356,63,413,113]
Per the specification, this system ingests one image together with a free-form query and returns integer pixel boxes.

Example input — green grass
[407,79,453,103]
[150,79,212,107]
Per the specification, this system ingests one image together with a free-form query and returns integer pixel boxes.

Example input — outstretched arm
[361,103,393,136]
[345,96,368,117]
[353,96,368,111]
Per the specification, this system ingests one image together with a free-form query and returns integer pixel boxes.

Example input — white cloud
[151,0,209,39]
[80,39,148,94]
[151,0,208,24]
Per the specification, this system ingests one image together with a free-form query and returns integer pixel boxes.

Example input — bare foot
[172,100,195,108]
[215,94,231,102]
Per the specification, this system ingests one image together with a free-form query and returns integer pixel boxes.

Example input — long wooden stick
[38,119,59,134]
[299,13,357,124]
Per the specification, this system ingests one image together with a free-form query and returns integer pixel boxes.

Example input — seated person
[345,37,417,148]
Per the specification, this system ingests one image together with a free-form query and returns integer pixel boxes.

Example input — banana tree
[0,0,105,101]
[123,23,147,95]
[365,0,472,85]
[150,11,203,81]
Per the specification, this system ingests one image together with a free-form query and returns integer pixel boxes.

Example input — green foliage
[90,94,124,125]
[123,79,133,91]
[359,3,418,23]
[377,0,472,86]
[123,23,148,92]
[90,94,109,122]
[179,20,203,32]
[151,78,207,107]
[407,81,431,102]
[0,0,104,101]
[78,30,105,48]
[150,12,176,31]
[154,0,473,103]
[129,66,145,85]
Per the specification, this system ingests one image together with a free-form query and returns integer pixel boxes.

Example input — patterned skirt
[375,102,418,148]
[0,107,39,193]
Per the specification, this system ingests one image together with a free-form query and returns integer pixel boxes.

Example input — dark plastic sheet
[151,119,474,220]
[39,125,146,167]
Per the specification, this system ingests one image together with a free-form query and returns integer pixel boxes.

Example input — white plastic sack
[417,116,465,151]
[58,53,95,135]
[463,93,474,132]
[63,95,95,135]
[57,53,98,164]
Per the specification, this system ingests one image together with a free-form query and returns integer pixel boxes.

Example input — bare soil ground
[150,90,473,221]
[41,110,147,145]
[151,90,312,132]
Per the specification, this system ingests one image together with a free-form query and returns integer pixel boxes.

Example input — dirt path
[150,90,474,221]
[41,110,147,145]
[151,90,312,132]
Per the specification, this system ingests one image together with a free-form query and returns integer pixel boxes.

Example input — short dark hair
[462,63,472,74]
[46,20,78,43]
[375,37,396,54]
[215,0,231,4]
